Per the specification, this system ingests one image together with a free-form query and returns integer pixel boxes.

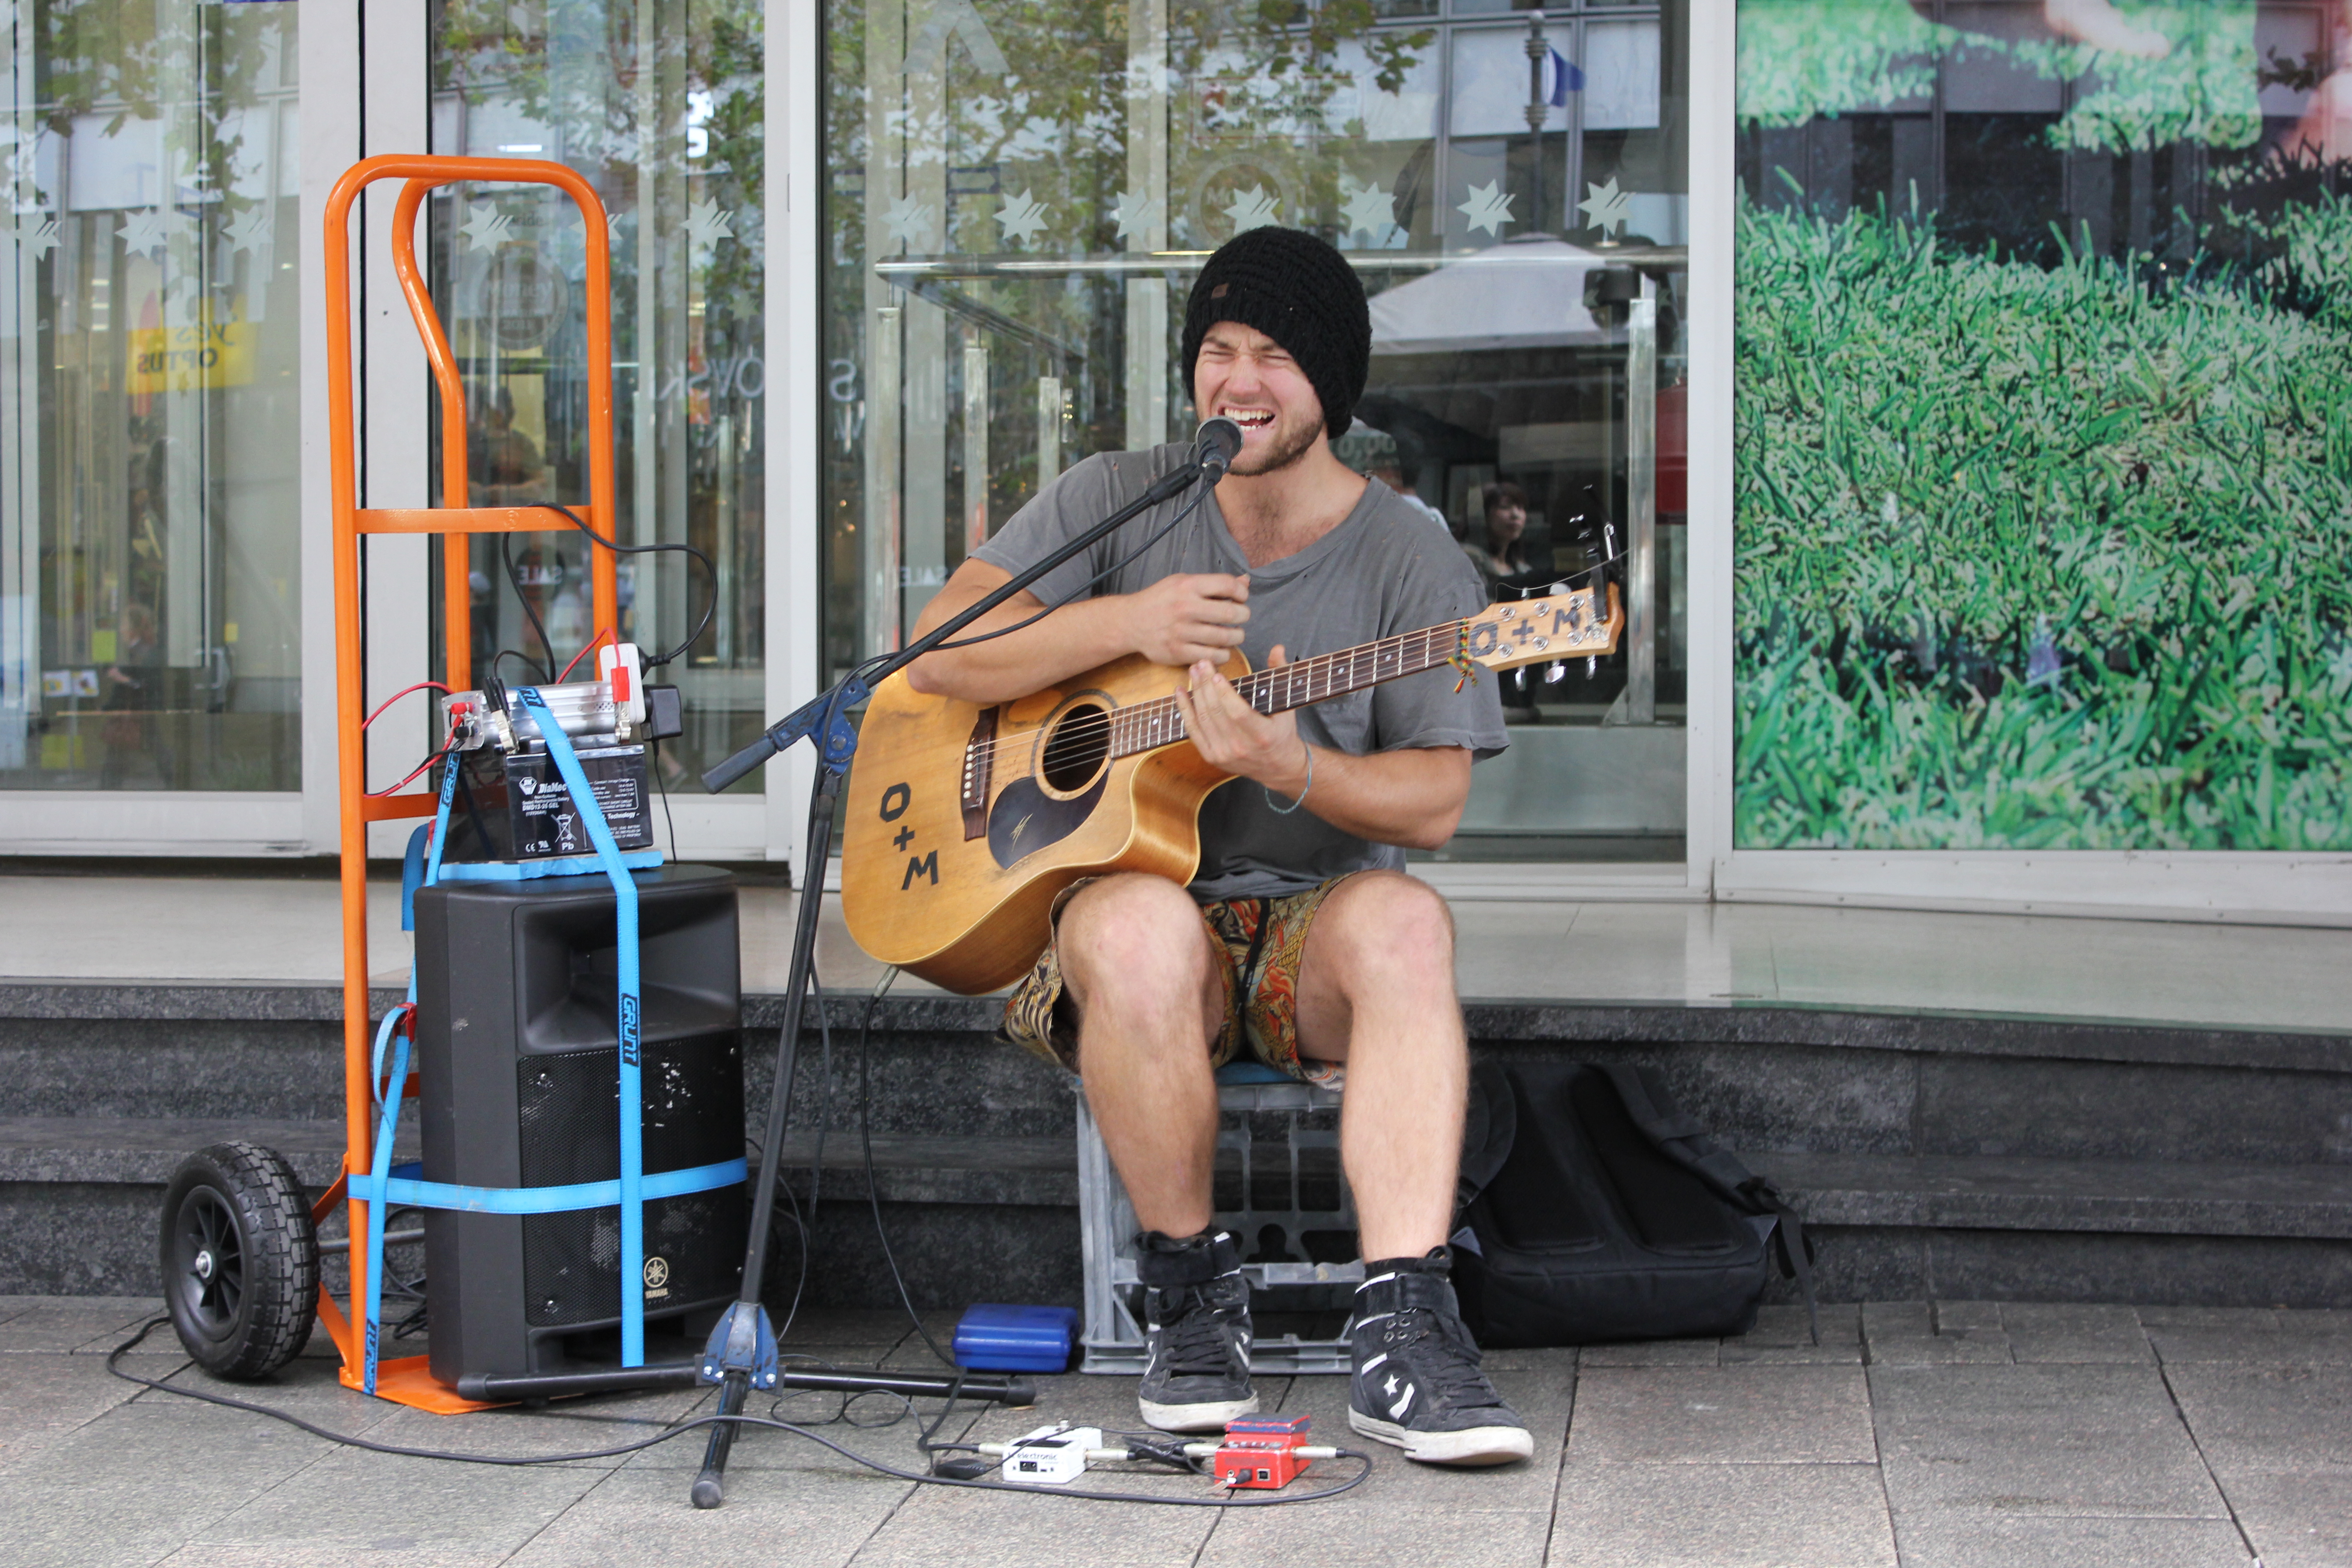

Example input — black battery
[442,742,655,862]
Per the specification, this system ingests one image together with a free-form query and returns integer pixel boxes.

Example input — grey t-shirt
[973,441,1508,902]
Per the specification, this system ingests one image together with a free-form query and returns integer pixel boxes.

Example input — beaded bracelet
[1265,743,1314,815]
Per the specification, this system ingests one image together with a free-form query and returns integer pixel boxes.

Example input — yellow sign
[127,304,256,393]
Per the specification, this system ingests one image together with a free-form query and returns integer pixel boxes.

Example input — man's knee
[1316,872,1456,991]
[1059,874,1215,1015]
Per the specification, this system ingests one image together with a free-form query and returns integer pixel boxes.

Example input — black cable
[858,966,957,1370]
[498,533,557,682]
[530,502,715,671]
[648,734,680,861]
[106,1319,1372,1506]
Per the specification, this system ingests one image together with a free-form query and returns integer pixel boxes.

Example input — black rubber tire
[158,1141,319,1379]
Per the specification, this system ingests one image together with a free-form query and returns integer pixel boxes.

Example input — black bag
[1452,1061,1818,1348]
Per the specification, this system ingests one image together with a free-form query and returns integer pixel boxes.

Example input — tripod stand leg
[692,1369,749,1509]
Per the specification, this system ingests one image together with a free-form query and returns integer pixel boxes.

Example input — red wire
[368,749,450,799]
[361,680,452,732]
[556,629,617,684]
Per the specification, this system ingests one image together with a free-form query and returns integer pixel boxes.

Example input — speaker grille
[517,1033,745,1328]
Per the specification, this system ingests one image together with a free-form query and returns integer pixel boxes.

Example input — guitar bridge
[962,706,998,840]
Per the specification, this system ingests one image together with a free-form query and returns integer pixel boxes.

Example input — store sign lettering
[127,314,256,393]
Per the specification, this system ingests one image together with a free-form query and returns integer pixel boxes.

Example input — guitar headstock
[1463,581,1622,671]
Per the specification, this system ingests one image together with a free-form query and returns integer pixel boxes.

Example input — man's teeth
[1225,411,1274,428]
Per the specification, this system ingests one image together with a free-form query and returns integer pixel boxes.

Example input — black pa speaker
[412,864,744,1384]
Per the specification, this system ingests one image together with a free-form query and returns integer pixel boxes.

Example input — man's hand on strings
[1132,573,1251,668]
[1179,645,1311,799]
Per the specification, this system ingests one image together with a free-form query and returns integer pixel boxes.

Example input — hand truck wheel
[158,1142,320,1379]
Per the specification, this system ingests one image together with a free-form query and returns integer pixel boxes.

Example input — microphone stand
[685,451,1222,1509]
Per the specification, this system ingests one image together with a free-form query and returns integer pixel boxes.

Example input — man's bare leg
[1059,872,1255,1431]
[1295,870,1531,1466]
[1293,870,1467,1259]
[1059,873,1226,1235]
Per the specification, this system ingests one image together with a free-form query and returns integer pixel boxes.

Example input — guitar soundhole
[1040,703,1111,793]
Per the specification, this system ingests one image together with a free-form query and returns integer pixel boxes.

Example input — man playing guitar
[905,226,1531,1467]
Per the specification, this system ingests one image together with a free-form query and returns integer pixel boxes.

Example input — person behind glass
[903,225,1532,1468]
[1465,481,1541,721]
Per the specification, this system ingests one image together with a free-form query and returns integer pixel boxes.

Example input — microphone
[1195,416,1243,484]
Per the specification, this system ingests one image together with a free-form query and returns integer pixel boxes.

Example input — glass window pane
[821,0,1687,864]
[3,2,303,791]
[1450,27,1565,138]
[430,0,766,792]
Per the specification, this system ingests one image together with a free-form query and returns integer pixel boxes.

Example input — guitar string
[955,597,1618,775]
[952,622,1460,773]
[952,594,1606,773]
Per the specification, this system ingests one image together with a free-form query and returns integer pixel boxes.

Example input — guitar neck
[1106,621,1468,761]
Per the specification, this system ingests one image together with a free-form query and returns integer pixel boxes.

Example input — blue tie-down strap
[515,687,648,1365]
[348,1158,748,1215]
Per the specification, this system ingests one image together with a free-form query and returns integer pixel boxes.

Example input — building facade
[5,0,2350,926]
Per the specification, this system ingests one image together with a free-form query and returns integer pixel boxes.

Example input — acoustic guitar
[839,580,1623,995]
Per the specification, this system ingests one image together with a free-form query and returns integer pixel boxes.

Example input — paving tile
[154,1549,510,1568]
[191,1446,606,1558]
[1870,1364,2226,1519]
[1863,1302,2012,1366]
[2147,1326,2352,1367]
[1202,1503,1552,1568]
[2273,1309,2352,1337]
[5,1399,336,1566]
[1933,1301,2004,1332]
[1568,1365,1876,1465]
[0,1296,171,1354]
[2162,1364,2352,1475]
[0,1352,157,1472]
[1548,1460,1896,1568]
[1574,1338,1718,1367]
[1886,1512,2253,1568]
[505,1465,908,1568]
[2135,1307,2281,1332]
[1999,1304,2152,1364]
[2216,1469,2352,1568]
[1725,1303,1864,1365]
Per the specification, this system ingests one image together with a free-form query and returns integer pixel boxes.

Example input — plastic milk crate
[1077,1060,1362,1375]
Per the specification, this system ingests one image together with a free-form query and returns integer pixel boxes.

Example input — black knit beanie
[1181,226,1371,440]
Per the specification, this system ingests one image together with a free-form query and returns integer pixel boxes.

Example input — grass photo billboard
[1735,0,2352,849]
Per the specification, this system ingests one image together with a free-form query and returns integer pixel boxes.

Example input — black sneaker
[1135,1229,1258,1433]
[1347,1250,1533,1466]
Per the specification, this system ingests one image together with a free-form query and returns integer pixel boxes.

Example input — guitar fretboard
[1105,621,1468,760]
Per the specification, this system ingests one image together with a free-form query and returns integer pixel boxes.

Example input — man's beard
[1227,411,1324,476]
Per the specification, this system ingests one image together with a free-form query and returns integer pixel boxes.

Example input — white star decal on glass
[996,189,1049,247]
[1339,178,1396,240]
[1221,185,1279,235]
[118,207,192,255]
[879,193,939,251]
[460,205,516,253]
[1109,189,1163,244]
[685,198,736,250]
[1579,176,1632,238]
[1457,181,1514,238]
[7,214,60,260]
[222,206,274,256]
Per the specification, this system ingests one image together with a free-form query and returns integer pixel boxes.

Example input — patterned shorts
[999,874,1363,1081]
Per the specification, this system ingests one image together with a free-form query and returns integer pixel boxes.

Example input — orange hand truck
[154,155,622,1413]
